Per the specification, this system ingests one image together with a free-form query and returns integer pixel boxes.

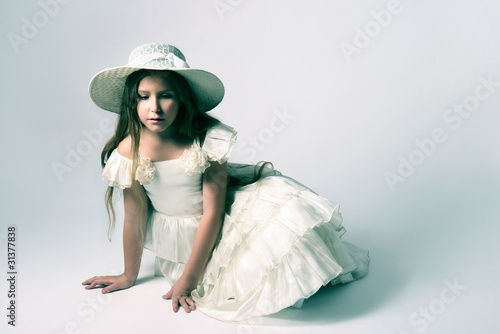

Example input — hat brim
[89,66,224,113]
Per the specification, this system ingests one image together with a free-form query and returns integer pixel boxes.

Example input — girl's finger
[82,276,100,285]
[162,289,172,300]
[102,281,114,293]
[102,285,111,293]
[86,278,110,289]
[104,280,128,294]
[172,297,179,312]
[83,277,101,286]
[186,298,196,311]
[179,298,191,313]
[85,281,99,289]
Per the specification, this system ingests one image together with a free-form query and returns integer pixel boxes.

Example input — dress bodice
[144,159,203,216]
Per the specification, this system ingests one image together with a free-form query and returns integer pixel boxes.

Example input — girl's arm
[122,182,149,282]
[82,182,148,293]
[163,161,228,313]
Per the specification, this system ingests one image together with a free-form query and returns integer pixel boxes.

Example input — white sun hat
[89,43,225,113]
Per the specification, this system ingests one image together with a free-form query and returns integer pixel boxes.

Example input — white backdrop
[1,0,499,333]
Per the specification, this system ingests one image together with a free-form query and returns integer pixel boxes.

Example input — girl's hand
[162,275,197,313]
[82,273,135,294]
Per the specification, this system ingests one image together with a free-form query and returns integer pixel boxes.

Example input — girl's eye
[137,93,173,100]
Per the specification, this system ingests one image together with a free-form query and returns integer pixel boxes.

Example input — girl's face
[136,74,180,135]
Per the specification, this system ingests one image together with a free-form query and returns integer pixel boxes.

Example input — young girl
[82,43,369,322]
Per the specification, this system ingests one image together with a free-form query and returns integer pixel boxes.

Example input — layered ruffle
[151,174,370,321]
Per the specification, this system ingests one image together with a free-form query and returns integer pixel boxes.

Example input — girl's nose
[150,97,161,112]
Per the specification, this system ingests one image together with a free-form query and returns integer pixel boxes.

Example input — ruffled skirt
[144,164,370,321]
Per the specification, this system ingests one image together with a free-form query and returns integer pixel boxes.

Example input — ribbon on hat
[129,52,189,69]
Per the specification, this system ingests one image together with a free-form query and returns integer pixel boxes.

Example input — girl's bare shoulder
[117,136,132,159]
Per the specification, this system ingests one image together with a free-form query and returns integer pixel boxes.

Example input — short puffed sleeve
[102,149,133,189]
[102,149,156,188]
[202,123,237,164]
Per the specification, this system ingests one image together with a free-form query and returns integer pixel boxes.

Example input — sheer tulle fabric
[102,123,369,321]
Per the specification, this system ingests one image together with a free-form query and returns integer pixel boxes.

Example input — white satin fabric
[102,123,369,322]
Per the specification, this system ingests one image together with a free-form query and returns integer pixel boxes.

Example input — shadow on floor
[257,245,409,326]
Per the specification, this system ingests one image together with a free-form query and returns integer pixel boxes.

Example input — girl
[82,43,369,322]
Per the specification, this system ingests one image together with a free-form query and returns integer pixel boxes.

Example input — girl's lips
[149,118,165,122]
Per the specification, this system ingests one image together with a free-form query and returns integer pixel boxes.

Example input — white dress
[102,122,369,322]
